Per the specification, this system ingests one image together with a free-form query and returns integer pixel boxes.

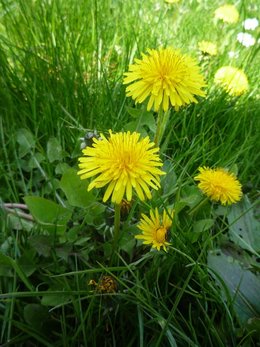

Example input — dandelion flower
[198,41,218,56]
[214,66,249,96]
[214,4,239,24]
[243,18,259,31]
[237,32,256,47]
[165,0,180,3]
[123,47,206,112]
[78,130,165,204]
[194,167,242,205]
[135,208,174,251]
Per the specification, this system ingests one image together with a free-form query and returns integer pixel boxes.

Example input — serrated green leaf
[60,168,95,208]
[47,137,63,162]
[24,196,72,234]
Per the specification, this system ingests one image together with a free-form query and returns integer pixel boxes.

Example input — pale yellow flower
[123,47,206,112]
[78,131,165,204]
[195,167,242,205]
[135,208,174,251]
[198,41,218,56]
[165,0,180,3]
[214,4,239,24]
[214,66,249,96]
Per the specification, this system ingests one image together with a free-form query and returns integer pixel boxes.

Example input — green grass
[0,0,260,346]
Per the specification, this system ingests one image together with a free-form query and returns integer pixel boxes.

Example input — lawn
[0,0,259,346]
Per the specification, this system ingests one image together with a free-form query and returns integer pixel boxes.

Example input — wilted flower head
[78,130,165,204]
[237,32,256,47]
[214,4,239,24]
[135,208,174,251]
[243,18,259,30]
[214,66,249,96]
[195,167,242,205]
[123,47,206,112]
[89,276,118,293]
[198,41,218,56]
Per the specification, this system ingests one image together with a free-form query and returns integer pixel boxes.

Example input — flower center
[155,227,167,243]
[118,151,134,172]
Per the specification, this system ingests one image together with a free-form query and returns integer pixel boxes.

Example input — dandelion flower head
[198,41,218,56]
[78,130,165,204]
[123,47,206,112]
[135,208,174,251]
[164,0,180,3]
[214,5,239,24]
[195,167,242,205]
[214,66,249,96]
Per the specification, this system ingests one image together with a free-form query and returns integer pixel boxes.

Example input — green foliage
[24,196,72,234]
[0,0,259,346]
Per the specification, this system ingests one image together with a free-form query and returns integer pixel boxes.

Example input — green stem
[113,203,121,244]
[154,108,170,147]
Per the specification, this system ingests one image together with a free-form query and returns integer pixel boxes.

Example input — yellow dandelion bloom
[194,167,242,205]
[198,41,218,56]
[123,47,206,112]
[135,208,174,251]
[165,0,180,3]
[214,66,249,96]
[78,130,165,204]
[214,4,239,24]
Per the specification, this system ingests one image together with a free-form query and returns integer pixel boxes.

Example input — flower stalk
[154,108,170,147]
[113,203,121,247]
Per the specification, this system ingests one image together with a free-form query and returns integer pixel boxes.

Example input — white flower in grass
[243,18,259,31]
[228,51,239,59]
[237,32,256,47]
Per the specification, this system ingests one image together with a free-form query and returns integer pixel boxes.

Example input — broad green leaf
[16,128,35,158]
[180,185,204,208]
[55,162,70,175]
[119,227,136,256]
[60,168,95,208]
[28,235,52,257]
[28,152,45,169]
[125,109,156,134]
[41,289,71,307]
[24,196,72,234]
[161,160,177,197]
[208,250,260,325]
[227,196,260,254]
[24,304,49,331]
[7,214,33,231]
[47,137,63,162]
[17,249,37,276]
[193,219,214,233]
